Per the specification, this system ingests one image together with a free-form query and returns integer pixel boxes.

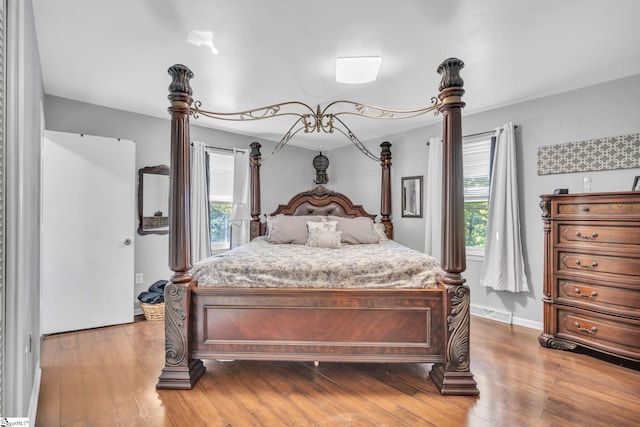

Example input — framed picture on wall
[401,176,423,218]
[633,176,640,191]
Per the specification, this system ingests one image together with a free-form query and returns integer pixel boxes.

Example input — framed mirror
[138,165,170,235]
[401,176,423,218]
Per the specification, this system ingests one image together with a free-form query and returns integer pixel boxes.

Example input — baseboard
[470,304,513,324]
[512,316,543,331]
[470,304,543,331]
[28,366,42,425]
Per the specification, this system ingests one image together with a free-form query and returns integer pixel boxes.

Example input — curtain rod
[464,125,519,139]
[427,125,519,145]
[190,142,247,153]
[464,129,496,139]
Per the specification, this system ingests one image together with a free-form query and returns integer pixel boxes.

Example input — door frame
[3,0,46,418]
[0,0,7,416]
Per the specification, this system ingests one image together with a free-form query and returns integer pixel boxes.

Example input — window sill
[467,253,485,262]
[466,247,485,262]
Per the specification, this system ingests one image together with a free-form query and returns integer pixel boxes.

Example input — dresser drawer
[556,199,640,217]
[558,224,640,248]
[558,252,640,278]
[558,279,640,316]
[557,308,640,360]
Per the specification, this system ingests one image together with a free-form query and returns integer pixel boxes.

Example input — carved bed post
[249,142,262,240]
[380,141,393,239]
[157,64,205,389]
[429,58,479,395]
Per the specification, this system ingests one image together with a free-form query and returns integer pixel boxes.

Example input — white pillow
[373,223,389,241]
[306,228,342,248]
[307,220,337,232]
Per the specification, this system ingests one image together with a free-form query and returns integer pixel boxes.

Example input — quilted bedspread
[191,236,443,289]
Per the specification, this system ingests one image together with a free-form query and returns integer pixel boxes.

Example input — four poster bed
[156,57,479,395]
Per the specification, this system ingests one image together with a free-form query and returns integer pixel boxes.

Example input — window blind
[207,151,234,202]
[463,136,492,202]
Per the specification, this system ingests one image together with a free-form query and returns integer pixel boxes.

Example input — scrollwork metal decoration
[190,97,442,161]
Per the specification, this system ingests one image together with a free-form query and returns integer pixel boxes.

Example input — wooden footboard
[190,287,446,363]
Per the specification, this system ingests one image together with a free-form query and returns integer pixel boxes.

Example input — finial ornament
[313,152,329,184]
[168,64,194,95]
[437,58,465,92]
[380,141,392,165]
[250,141,262,160]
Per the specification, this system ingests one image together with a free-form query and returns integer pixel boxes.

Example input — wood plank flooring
[35,316,640,426]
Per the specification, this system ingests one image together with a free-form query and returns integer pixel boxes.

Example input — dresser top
[541,191,639,199]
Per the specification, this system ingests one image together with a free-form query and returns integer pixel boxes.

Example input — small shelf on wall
[143,216,169,230]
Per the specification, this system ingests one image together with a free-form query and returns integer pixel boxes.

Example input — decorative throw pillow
[306,228,342,249]
[373,223,389,241]
[307,220,337,232]
[328,216,380,244]
[268,215,323,244]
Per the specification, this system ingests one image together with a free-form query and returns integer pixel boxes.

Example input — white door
[42,131,135,334]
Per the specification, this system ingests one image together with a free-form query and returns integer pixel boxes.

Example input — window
[463,135,493,257]
[207,150,234,251]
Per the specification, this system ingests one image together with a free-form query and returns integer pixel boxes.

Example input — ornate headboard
[260,186,390,237]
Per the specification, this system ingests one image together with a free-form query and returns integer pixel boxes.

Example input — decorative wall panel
[537,133,640,175]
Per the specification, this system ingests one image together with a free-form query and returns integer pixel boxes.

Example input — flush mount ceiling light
[336,56,382,84]
[187,30,218,55]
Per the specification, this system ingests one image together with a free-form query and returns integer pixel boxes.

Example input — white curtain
[231,148,250,248]
[190,141,211,262]
[424,136,442,261]
[480,123,530,292]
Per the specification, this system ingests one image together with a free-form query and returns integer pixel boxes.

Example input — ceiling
[33,0,640,151]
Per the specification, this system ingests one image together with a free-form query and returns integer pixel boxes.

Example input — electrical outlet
[135,273,144,284]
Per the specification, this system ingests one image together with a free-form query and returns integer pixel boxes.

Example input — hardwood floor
[36,315,640,426]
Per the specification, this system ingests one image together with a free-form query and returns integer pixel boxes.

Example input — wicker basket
[140,302,165,321]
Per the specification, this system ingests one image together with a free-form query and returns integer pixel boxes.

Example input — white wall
[42,72,640,329]
[328,125,438,250]
[333,73,640,327]
[43,95,314,304]
[464,73,640,326]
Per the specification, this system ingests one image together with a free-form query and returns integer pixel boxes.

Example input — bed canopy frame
[157,57,478,396]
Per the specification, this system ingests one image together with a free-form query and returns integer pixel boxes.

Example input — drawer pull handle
[574,288,598,299]
[575,231,599,240]
[575,260,598,269]
[574,322,598,335]
[581,207,590,212]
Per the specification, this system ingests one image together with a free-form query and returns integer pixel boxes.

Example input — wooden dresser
[539,191,640,362]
